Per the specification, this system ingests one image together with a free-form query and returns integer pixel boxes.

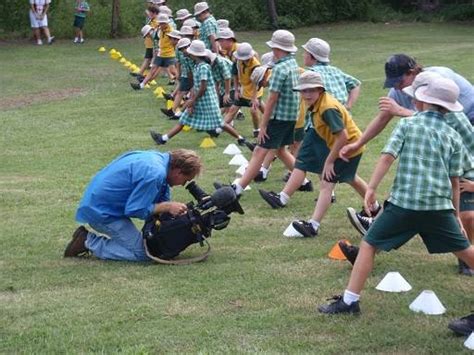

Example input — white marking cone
[223,143,242,155]
[228,154,248,166]
[235,164,247,176]
[375,272,412,292]
[464,332,474,350]
[232,178,250,191]
[283,222,303,238]
[409,290,446,315]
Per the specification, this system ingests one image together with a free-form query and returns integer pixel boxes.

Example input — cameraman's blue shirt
[76,150,171,225]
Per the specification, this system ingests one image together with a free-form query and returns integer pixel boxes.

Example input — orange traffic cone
[328,239,351,260]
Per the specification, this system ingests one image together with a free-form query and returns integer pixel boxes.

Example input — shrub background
[0,0,473,39]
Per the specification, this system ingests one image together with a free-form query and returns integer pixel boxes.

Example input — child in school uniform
[73,0,90,43]
[194,2,218,52]
[132,5,159,80]
[318,76,474,315]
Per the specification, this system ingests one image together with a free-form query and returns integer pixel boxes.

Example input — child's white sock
[162,134,169,141]
[308,219,320,229]
[279,191,290,205]
[302,178,310,185]
[233,183,244,195]
[74,37,79,42]
[215,127,223,134]
[343,290,360,305]
[261,167,269,179]
[139,82,145,89]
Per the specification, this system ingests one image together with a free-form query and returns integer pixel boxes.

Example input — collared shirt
[144,17,159,49]
[234,56,263,100]
[74,0,89,18]
[158,24,175,58]
[383,111,464,211]
[176,50,194,78]
[211,56,232,94]
[199,15,218,50]
[445,112,474,179]
[76,151,171,225]
[268,54,300,121]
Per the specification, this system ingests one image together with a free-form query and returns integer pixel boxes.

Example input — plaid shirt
[211,56,232,94]
[199,15,218,50]
[383,111,464,211]
[179,62,223,130]
[445,112,474,180]
[176,50,194,78]
[268,54,300,121]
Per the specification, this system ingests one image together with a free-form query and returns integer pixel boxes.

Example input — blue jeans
[85,218,150,261]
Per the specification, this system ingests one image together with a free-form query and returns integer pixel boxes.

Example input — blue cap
[384,54,417,88]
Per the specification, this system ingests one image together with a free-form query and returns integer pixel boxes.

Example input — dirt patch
[1,88,86,111]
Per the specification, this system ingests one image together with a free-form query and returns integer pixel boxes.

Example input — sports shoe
[167,80,176,86]
[150,130,166,145]
[258,189,284,209]
[130,72,141,77]
[318,295,360,315]
[346,205,381,236]
[292,220,318,237]
[137,75,145,83]
[206,129,220,138]
[73,38,79,44]
[458,259,474,276]
[253,171,267,183]
[64,226,89,257]
[48,36,55,44]
[163,93,174,100]
[298,180,313,192]
[79,38,85,44]
[253,129,260,138]
[37,40,43,46]
[237,138,255,152]
[235,111,245,121]
[282,171,292,182]
[448,313,474,336]
[130,82,142,90]
[161,108,175,118]
[338,241,359,265]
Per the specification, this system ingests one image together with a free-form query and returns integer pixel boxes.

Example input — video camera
[142,182,244,261]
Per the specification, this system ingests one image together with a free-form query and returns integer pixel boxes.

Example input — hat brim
[266,40,297,53]
[384,75,403,89]
[176,15,191,21]
[415,87,464,112]
[301,45,329,63]
[233,51,254,61]
[167,34,181,39]
[194,6,209,16]
[187,48,207,57]
[217,35,235,40]
[293,83,324,91]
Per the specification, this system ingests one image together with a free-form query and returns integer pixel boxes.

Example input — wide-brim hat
[217,19,229,28]
[183,18,198,28]
[141,25,153,38]
[206,49,217,63]
[167,30,182,40]
[293,71,325,91]
[217,28,235,40]
[414,77,463,112]
[250,65,268,87]
[266,30,297,53]
[194,2,209,16]
[187,40,207,57]
[179,26,194,36]
[260,52,275,68]
[177,37,191,49]
[302,38,330,63]
[402,71,442,98]
[157,13,169,23]
[233,42,255,61]
[176,9,191,21]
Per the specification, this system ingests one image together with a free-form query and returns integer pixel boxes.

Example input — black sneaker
[282,171,292,182]
[292,220,318,237]
[237,138,256,152]
[137,75,145,82]
[254,171,267,183]
[338,241,359,266]
[150,130,166,145]
[235,111,245,121]
[206,129,220,138]
[318,295,360,315]
[253,129,260,138]
[458,259,474,276]
[161,108,175,118]
[346,207,374,236]
[298,180,313,192]
[448,313,474,336]
[169,114,180,120]
[167,80,176,86]
[130,82,142,90]
[258,189,284,209]
[163,93,174,101]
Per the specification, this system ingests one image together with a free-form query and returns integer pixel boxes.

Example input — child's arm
[460,178,474,193]
[451,176,467,237]
[322,129,348,182]
[364,153,395,215]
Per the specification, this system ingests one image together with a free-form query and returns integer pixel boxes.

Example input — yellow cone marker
[200,137,216,148]
[154,86,165,98]
[150,80,157,85]
[144,84,151,89]
[182,125,191,132]
[166,100,173,109]
[109,48,116,54]
[119,58,126,63]
[98,47,106,52]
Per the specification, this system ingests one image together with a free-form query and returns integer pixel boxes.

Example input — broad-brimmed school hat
[217,19,229,29]
[302,38,330,63]
[260,52,275,68]
[141,24,153,38]
[206,49,217,63]
[384,54,417,88]
[180,26,194,36]
[414,77,463,112]
[157,13,169,23]
[402,71,442,98]
[233,42,255,61]
[217,28,235,40]
[250,65,268,87]
[293,71,325,91]
[183,18,198,28]
[177,37,191,49]
[194,2,209,16]
[159,5,172,16]
[266,30,297,53]
[176,9,192,21]
[167,30,182,40]
[153,0,165,4]
[187,40,207,57]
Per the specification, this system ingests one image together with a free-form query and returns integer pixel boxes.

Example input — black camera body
[142,182,243,260]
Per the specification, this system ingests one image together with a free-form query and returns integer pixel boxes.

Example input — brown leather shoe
[64,226,89,257]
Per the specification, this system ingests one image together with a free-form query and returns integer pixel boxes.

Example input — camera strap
[143,237,211,265]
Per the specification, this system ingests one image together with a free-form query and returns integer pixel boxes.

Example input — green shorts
[460,191,474,212]
[144,48,153,59]
[294,127,305,142]
[219,90,235,108]
[73,16,85,29]
[295,129,361,183]
[179,77,191,92]
[259,120,295,150]
[364,202,470,254]
[153,56,176,67]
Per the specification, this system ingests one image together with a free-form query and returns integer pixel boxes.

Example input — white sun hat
[217,28,235,40]
[177,37,191,49]
[402,71,442,98]
[293,71,325,91]
[250,66,268,87]
[260,52,275,68]
[186,40,207,57]
[176,9,192,21]
[167,30,182,40]
[233,42,255,61]
[302,38,330,63]
[179,26,194,36]
[217,19,229,28]
[159,5,172,16]
[157,13,169,23]
[194,2,209,16]
[183,18,198,28]
[141,25,153,38]
[206,49,217,63]
[414,77,463,112]
[266,29,297,53]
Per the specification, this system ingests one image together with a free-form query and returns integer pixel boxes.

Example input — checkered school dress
[199,15,218,50]
[179,62,223,130]
[211,56,232,95]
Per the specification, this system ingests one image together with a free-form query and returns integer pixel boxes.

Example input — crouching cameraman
[64,149,202,261]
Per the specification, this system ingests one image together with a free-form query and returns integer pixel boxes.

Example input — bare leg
[453,246,474,269]
[262,151,275,170]
[238,146,270,188]
[311,179,335,222]
[172,91,186,113]
[275,147,295,171]
[42,26,51,40]
[32,28,41,43]
[347,174,368,198]
[167,65,177,81]
[346,240,377,294]
[139,58,152,75]
[250,106,260,130]
[460,211,474,243]
[74,27,80,39]
[224,105,240,124]
[142,66,162,86]
[165,124,184,139]
[282,169,306,197]
[222,123,241,139]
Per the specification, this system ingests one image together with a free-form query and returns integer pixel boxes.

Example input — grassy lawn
[1,22,473,353]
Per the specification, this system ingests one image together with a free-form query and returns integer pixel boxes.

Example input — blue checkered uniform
[199,15,218,50]
[211,56,233,95]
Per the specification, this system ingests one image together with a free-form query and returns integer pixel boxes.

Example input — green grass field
[1,22,473,353]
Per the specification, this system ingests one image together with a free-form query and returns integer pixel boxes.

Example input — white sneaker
[48,36,55,44]
[37,40,43,45]
[80,38,84,44]
[73,38,79,43]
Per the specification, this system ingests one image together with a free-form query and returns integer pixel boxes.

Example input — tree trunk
[266,0,278,29]
[111,0,120,37]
